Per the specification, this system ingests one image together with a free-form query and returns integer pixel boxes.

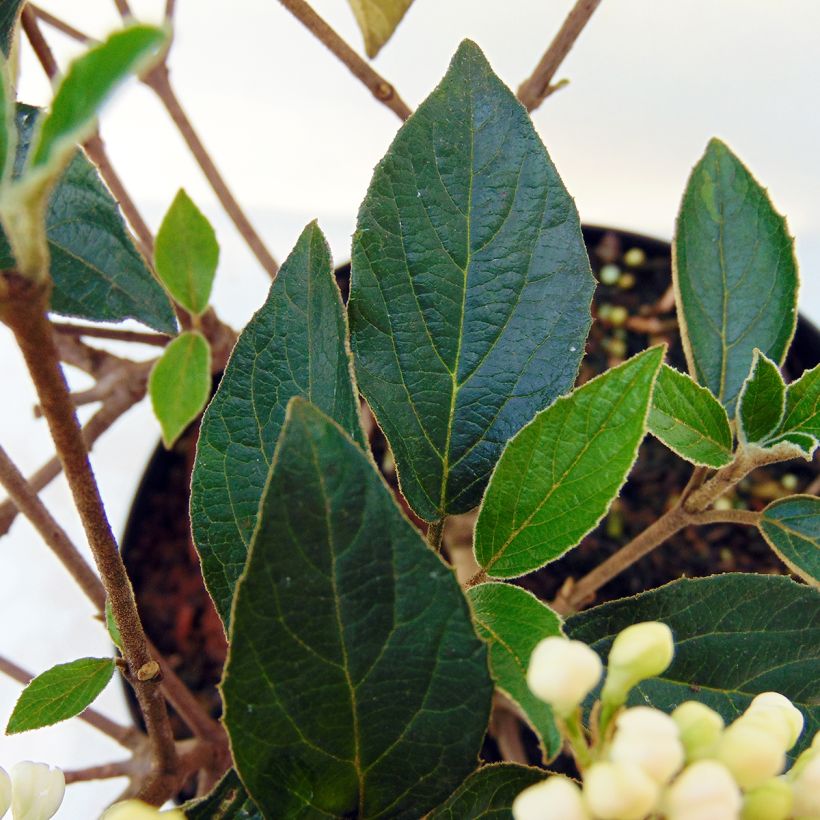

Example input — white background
[0,1,817,816]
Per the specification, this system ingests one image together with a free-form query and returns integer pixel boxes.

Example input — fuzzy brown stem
[0,275,176,804]
[28,5,95,45]
[277,0,412,121]
[425,518,444,551]
[517,0,603,111]
[52,322,170,347]
[63,761,134,784]
[690,508,761,527]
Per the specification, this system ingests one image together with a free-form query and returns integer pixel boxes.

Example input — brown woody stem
[52,322,170,347]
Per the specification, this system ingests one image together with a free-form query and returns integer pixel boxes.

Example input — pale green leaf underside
[468,583,562,761]
[475,346,664,578]
[191,222,364,627]
[6,657,115,734]
[759,495,819,587]
[0,105,176,332]
[223,400,492,819]
[674,138,798,416]
[155,188,219,316]
[428,764,543,819]
[347,0,414,58]
[349,40,594,521]
[648,364,733,467]
[149,330,211,448]
[567,573,820,757]
[738,349,785,445]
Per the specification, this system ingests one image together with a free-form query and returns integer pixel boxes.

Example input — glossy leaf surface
[648,364,734,467]
[191,223,363,626]
[347,0,414,57]
[467,583,562,760]
[349,41,594,521]
[674,139,798,415]
[567,574,820,756]
[223,400,492,818]
[759,495,819,587]
[475,347,663,578]
[738,350,785,445]
[6,657,115,734]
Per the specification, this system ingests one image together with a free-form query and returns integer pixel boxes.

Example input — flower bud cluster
[513,621,819,819]
[0,762,64,820]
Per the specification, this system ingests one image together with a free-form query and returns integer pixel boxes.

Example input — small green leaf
[0,54,14,183]
[149,331,211,448]
[350,41,594,521]
[474,346,664,578]
[104,599,123,652]
[764,431,817,458]
[759,495,819,587]
[567,573,820,757]
[6,657,116,734]
[29,25,167,177]
[191,222,364,627]
[648,364,734,467]
[467,583,562,761]
[183,769,262,820]
[223,399,492,818]
[346,0,415,57]
[155,189,219,315]
[428,764,544,819]
[738,350,786,445]
[674,138,798,415]
[0,1,24,58]
[778,363,819,441]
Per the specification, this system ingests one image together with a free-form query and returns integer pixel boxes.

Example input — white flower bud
[601,622,674,707]
[512,776,590,820]
[741,778,793,820]
[792,752,820,818]
[672,701,724,761]
[609,706,684,784]
[664,760,741,820]
[747,692,804,749]
[0,767,11,820]
[10,762,65,820]
[102,800,185,819]
[716,718,786,789]
[583,761,659,820]
[526,637,602,717]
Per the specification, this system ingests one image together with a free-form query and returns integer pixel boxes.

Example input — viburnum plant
[0,2,817,819]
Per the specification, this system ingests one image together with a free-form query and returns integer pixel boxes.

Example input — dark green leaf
[674,138,798,415]
[764,431,817,458]
[0,105,177,332]
[474,347,664,578]
[191,222,364,627]
[183,770,262,820]
[428,764,544,819]
[467,583,562,760]
[6,657,115,734]
[30,25,167,175]
[567,574,820,757]
[738,350,785,445]
[155,189,219,315]
[349,40,594,521]
[347,0,415,58]
[0,1,24,58]
[223,399,492,819]
[759,495,819,587]
[648,364,734,467]
[149,330,211,448]
[778,363,819,441]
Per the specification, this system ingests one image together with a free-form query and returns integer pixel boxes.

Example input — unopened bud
[10,762,65,820]
[672,701,724,761]
[601,622,674,708]
[792,753,820,818]
[747,692,804,749]
[527,637,602,717]
[584,761,659,820]
[609,706,684,784]
[664,760,741,820]
[717,718,786,789]
[102,801,185,819]
[512,776,589,820]
[741,778,793,820]
[0,767,10,820]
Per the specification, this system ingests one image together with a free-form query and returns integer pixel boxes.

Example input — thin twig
[690,508,761,527]
[517,0,603,111]
[112,0,133,19]
[277,0,412,121]
[63,761,134,785]
[0,655,141,750]
[164,0,178,21]
[20,6,59,78]
[52,322,170,347]
[425,519,444,552]
[28,5,96,46]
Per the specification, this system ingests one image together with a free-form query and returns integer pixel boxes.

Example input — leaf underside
[759,495,820,587]
[674,138,798,416]
[567,573,820,758]
[349,40,594,522]
[346,0,414,58]
[223,399,492,819]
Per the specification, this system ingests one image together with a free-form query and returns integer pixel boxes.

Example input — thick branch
[517,0,603,111]
[277,0,412,121]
